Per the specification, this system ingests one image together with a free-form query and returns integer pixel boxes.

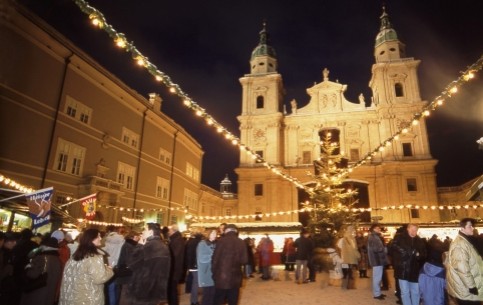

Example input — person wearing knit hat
[51,230,64,243]
[50,230,70,269]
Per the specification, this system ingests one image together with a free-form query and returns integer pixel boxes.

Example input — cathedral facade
[235,10,440,225]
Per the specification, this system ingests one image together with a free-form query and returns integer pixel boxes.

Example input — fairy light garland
[0,173,35,194]
[192,201,483,222]
[71,0,483,196]
[2,169,478,224]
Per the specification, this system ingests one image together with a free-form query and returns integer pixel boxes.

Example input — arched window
[395,83,404,97]
[256,96,264,109]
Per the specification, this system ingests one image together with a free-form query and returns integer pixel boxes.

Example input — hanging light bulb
[136,56,145,66]
[464,71,475,80]
[115,36,126,48]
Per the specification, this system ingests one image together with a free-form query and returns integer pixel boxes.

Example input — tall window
[406,178,418,192]
[156,212,163,225]
[156,177,169,200]
[349,148,360,162]
[395,83,404,97]
[302,151,312,164]
[159,148,172,165]
[117,162,136,190]
[54,138,86,176]
[255,150,264,163]
[184,189,199,211]
[254,183,263,196]
[402,143,413,157]
[256,96,264,109]
[186,162,200,181]
[121,127,139,149]
[65,96,92,125]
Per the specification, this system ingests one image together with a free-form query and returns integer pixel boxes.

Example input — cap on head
[51,230,65,242]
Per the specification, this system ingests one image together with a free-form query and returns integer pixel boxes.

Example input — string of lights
[71,0,482,195]
[0,173,35,194]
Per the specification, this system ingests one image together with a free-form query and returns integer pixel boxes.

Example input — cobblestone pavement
[180,267,400,305]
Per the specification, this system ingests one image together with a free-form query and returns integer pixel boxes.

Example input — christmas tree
[304,131,359,246]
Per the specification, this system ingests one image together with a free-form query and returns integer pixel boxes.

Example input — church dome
[250,23,277,60]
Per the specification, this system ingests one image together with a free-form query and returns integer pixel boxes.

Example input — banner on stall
[26,187,54,229]
[81,193,97,220]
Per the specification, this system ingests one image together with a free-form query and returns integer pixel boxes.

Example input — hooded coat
[127,236,171,305]
[20,246,62,305]
[418,262,446,305]
[211,231,247,289]
[446,232,483,302]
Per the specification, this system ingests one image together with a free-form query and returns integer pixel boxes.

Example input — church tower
[235,23,295,222]
[237,22,285,166]
[367,7,439,221]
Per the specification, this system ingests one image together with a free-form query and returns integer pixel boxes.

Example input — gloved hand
[469,287,478,295]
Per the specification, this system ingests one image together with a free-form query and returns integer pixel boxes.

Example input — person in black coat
[116,231,140,305]
[20,237,62,305]
[12,229,38,304]
[293,229,314,284]
[212,224,247,305]
[168,224,186,305]
[127,223,170,305]
[390,224,426,305]
[185,229,203,305]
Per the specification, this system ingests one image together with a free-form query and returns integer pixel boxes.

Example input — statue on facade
[358,93,365,104]
[291,99,297,114]
[323,68,330,81]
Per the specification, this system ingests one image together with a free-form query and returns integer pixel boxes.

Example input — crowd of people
[0,218,482,305]
[0,222,251,305]
[353,218,483,305]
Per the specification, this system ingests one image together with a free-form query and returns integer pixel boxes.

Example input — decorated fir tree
[304,131,359,246]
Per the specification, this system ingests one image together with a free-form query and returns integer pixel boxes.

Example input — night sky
[18,0,483,191]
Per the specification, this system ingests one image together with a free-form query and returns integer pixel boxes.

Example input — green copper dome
[375,7,398,46]
[251,23,277,60]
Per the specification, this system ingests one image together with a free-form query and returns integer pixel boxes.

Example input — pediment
[296,79,365,115]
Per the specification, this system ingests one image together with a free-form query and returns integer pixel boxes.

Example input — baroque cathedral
[234,9,440,225]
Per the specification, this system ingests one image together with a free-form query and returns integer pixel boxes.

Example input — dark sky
[19,0,483,191]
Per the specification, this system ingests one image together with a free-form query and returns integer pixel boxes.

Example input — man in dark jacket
[127,223,170,305]
[293,228,314,284]
[168,224,186,305]
[367,224,388,300]
[390,223,426,305]
[116,230,140,305]
[212,224,248,305]
[185,229,203,305]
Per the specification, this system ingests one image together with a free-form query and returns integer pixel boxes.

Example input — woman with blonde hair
[337,225,360,289]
